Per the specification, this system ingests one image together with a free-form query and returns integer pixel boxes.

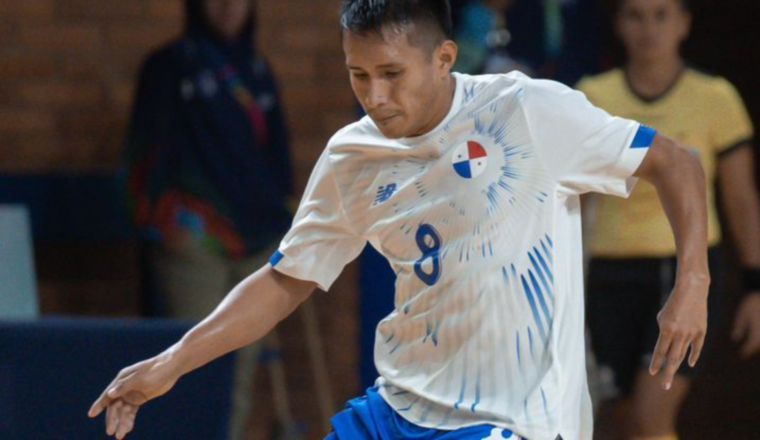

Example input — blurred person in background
[452,0,533,75]
[451,0,604,83]
[733,279,760,358]
[576,0,760,438]
[122,0,293,438]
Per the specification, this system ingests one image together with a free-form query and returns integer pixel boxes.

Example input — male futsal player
[89,1,710,439]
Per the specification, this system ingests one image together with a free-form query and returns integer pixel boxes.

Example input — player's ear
[436,40,458,75]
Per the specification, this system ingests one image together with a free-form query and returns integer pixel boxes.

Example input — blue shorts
[327,388,523,440]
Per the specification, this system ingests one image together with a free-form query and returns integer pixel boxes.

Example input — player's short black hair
[340,0,453,49]
[615,0,690,13]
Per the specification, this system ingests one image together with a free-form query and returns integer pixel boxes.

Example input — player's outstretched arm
[87,265,316,439]
[634,134,710,391]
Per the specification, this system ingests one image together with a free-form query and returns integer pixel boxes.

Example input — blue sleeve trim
[269,250,284,267]
[630,125,657,149]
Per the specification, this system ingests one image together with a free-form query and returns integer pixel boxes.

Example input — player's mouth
[373,113,400,125]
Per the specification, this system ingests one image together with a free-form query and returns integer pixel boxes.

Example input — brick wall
[0,0,357,187]
[0,1,361,438]
[0,0,176,170]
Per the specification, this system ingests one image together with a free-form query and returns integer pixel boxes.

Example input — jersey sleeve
[520,78,654,197]
[711,79,754,154]
[269,149,366,291]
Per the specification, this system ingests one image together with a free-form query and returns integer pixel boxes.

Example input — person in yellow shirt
[576,0,760,438]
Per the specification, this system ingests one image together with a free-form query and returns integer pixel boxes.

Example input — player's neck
[625,57,684,102]
[408,74,456,138]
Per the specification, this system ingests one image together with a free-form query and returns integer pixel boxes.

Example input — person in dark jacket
[123,0,293,438]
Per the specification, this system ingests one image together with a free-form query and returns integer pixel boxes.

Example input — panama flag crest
[452,140,489,179]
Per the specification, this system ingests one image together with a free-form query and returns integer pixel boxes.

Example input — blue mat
[0,317,234,440]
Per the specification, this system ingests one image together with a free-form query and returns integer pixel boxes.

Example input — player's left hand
[732,292,760,358]
[649,276,709,390]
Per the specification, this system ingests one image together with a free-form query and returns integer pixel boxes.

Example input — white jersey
[270,72,652,440]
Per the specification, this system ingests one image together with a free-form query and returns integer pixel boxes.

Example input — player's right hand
[88,352,181,439]
[649,276,709,390]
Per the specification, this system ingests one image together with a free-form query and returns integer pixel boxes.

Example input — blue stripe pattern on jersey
[521,275,547,342]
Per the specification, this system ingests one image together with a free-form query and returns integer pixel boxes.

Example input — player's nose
[364,79,389,109]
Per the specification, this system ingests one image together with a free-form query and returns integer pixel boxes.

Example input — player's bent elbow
[672,142,704,181]
[636,135,704,184]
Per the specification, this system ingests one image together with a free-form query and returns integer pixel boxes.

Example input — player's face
[204,0,251,41]
[343,27,457,139]
[616,0,690,63]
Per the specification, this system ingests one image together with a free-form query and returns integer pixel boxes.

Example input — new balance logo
[374,183,397,205]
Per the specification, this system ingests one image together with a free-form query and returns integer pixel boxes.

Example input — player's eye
[385,71,403,79]
[351,72,369,81]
